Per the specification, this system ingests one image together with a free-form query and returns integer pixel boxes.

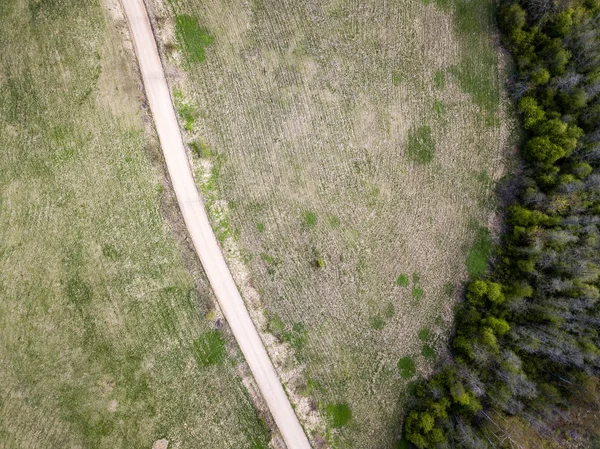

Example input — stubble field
[151,0,513,447]
[0,1,270,448]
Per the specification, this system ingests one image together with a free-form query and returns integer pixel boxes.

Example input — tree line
[404,0,600,447]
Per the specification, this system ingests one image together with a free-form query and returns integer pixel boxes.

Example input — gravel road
[121,1,312,447]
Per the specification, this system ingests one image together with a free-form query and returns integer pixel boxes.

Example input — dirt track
[120,1,312,447]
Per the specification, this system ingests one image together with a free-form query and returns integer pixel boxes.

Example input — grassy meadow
[149,0,514,446]
[0,0,270,448]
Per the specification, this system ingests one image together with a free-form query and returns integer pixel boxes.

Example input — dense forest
[404,0,600,447]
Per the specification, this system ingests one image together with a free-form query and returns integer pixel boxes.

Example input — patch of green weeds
[66,277,92,308]
[256,222,265,232]
[412,286,424,301]
[407,125,434,164]
[312,257,326,269]
[411,272,424,301]
[384,302,395,319]
[392,70,403,86]
[325,403,352,428]
[397,356,416,379]
[192,330,226,367]
[433,70,446,89]
[396,273,409,287]
[101,244,121,261]
[421,344,436,360]
[370,315,385,330]
[423,0,451,8]
[302,211,317,228]
[433,99,445,115]
[190,139,211,158]
[395,436,411,449]
[466,227,491,277]
[418,327,431,342]
[444,282,456,297]
[448,0,499,123]
[175,14,214,64]
[266,313,285,339]
[260,253,275,265]
[303,378,323,395]
[173,89,198,131]
[282,323,308,352]
[327,215,340,228]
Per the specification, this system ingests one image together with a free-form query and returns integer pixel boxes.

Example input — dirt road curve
[120,1,312,447]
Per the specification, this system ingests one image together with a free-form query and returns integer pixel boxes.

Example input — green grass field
[148,0,512,446]
[0,1,269,448]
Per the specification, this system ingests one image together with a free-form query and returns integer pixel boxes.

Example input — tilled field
[0,1,270,448]
[151,0,511,447]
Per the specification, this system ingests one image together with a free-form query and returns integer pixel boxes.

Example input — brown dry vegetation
[151,0,513,447]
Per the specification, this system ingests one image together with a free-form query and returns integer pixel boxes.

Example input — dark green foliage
[325,403,352,428]
[403,1,600,447]
[192,330,226,367]
[175,14,213,64]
